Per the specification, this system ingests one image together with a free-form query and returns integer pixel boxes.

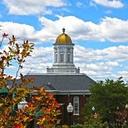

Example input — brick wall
[55,94,90,125]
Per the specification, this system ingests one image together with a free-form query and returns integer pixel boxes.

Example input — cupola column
[64,48,68,63]
[71,47,73,63]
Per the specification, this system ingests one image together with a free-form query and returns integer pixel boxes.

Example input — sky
[0,0,128,81]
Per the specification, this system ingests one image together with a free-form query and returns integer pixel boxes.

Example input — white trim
[47,90,91,95]
[73,96,79,115]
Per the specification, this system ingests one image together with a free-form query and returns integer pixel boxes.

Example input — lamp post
[125,104,128,109]
[92,106,95,116]
[92,106,95,112]
[18,99,27,109]
[92,106,98,119]
[67,102,73,127]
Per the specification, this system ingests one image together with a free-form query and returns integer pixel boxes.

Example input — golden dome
[55,28,72,45]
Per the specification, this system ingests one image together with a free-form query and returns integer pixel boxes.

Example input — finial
[62,28,65,33]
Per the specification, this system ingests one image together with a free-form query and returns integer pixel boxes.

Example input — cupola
[55,28,72,45]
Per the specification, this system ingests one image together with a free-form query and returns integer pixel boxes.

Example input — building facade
[27,28,95,125]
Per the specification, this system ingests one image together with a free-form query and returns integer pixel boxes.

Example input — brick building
[27,28,95,125]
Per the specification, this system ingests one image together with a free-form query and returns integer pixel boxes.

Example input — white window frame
[73,96,79,115]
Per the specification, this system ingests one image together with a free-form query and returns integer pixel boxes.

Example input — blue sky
[0,0,128,81]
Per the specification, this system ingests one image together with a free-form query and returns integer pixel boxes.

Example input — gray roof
[25,74,95,91]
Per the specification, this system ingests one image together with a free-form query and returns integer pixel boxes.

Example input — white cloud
[0,22,37,42]
[20,47,53,74]
[75,61,119,80]
[75,45,128,63]
[77,63,116,80]
[92,0,124,8]
[4,43,128,81]
[38,16,128,42]
[3,0,66,15]
[1,15,128,80]
[100,17,128,42]
[1,16,128,43]
[4,45,126,81]
[116,71,128,79]
[74,45,128,80]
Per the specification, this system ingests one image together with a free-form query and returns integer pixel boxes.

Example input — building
[27,28,95,124]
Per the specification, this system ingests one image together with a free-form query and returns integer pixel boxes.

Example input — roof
[25,74,95,91]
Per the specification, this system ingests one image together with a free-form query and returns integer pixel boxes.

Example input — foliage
[22,87,60,128]
[0,35,60,128]
[71,124,83,128]
[83,113,108,128]
[84,78,128,127]
[61,125,69,128]
[113,107,128,128]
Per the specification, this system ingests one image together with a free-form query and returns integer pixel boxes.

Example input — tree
[0,34,60,128]
[84,113,108,128]
[84,78,128,128]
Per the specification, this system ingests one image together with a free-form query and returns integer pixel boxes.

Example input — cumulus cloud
[116,71,128,79]
[74,45,128,80]
[100,17,128,42]
[92,0,124,8]
[1,15,128,81]
[3,0,66,15]
[38,16,128,42]
[1,16,128,43]
[77,63,118,80]
[20,47,53,75]
[4,44,127,81]
[0,22,37,42]
[75,45,128,63]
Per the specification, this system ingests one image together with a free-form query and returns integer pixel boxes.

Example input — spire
[62,28,65,34]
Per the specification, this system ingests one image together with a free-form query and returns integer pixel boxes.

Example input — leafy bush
[71,124,83,128]
[83,112,109,128]
[62,125,69,128]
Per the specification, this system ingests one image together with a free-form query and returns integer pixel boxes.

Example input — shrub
[71,124,83,128]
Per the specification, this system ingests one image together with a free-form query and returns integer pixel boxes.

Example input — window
[60,53,64,62]
[67,48,70,53]
[73,96,79,115]
[67,54,70,62]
